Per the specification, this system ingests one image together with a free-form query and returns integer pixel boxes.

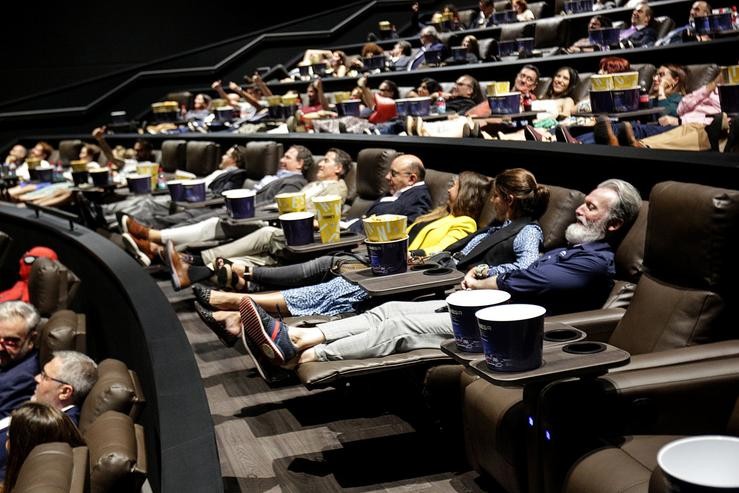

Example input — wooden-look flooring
[159,280,502,492]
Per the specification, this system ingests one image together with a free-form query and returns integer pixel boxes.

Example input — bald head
[690,0,710,18]
[386,154,425,193]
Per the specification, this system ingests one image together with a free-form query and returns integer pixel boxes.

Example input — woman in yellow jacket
[194,172,493,335]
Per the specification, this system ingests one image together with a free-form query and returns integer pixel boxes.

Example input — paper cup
[446,290,511,352]
[136,162,159,190]
[612,71,639,90]
[362,214,408,242]
[126,173,151,195]
[90,168,110,187]
[657,436,739,492]
[275,192,306,214]
[280,211,315,246]
[167,180,186,201]
[223,189,256,219]
[312,195,342,244]
[591,74,614,91]
[488,92,521,114]
[475,304,546,372]
[366,236,408,276]
[183,179,207,202]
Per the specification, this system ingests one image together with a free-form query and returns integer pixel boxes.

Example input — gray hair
[420,26,440,40]
[53,351,98,405]
[598,178,642,225]
[0,301,40,335]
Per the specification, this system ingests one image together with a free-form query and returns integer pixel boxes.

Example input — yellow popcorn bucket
[266,95,282,107]
[591,74,614,91]
[612,71,639,90]
[136,162,159,190]
[334,91,352,104]
[726,65,739,84]
[71,159,88,172]
[362,214,407,242]
[486,81,511,96]
[275,192,306,214]
[312,195,342,244]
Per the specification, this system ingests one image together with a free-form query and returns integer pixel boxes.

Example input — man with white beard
[234,179,641,369]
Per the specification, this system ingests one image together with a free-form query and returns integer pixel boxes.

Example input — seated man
[0,350,97,477]
[0,301,41,418]
[232,179,641,367]
[619,3,658,48]
[656,1,712,46]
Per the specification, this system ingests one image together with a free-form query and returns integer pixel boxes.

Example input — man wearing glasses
[348,154,431,233]
[0,301,40,419]
[514,65,540,110]
[0,350,97,477]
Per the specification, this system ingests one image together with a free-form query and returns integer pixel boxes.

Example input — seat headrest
[424,169,456,209]
[539,185,585,250]
[58,140,83,166]
[84,411,146,493]
[12,443,89,493]
[28,258,80,317]
[645,181,739,293]
[244,141,282,179]
[79,359,145,434]
[614,201,648,283]
[185,141,220,176]
[344,162,358,203]
[534,16,567,49]
[160,139,187,173]
[685,64,720,93]
[355,148,399,200]
[37,310,86,367]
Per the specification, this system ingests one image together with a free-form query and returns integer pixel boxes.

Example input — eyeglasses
[517,73,537,83]
[40,370,69,386]
[389,169,412,178]
[0,336,22,349]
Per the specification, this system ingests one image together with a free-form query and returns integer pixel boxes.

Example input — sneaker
[121,233,152,267]
[239,297,297,366]
[164,240,191,291]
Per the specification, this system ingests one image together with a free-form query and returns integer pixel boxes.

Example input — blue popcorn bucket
[446,290,511,352]
[126,173,151,195]
[223,189,256,219]
[90,168,110,187]
[366,236,408,276]
[589,90,614,113]
[280,211,315,246]
[183,179,207,203]
[476,304,546,372]
[488,92,521,114]
[167,180,186,201]
[611,88,639,112]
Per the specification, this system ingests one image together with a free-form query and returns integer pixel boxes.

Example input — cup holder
[411,263,439,271]
[544,328,581,343]
[562,341,607,355]
[423,267,454,276]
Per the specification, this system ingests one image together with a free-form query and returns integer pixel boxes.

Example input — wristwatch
[473,264,490,279]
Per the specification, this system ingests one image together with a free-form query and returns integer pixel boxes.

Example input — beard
[565,216,608,245]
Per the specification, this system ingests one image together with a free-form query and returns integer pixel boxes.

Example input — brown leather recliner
[28,257,80,317]
[12,442,89,493]
[462,181,738,493]
[0,230,12,266]
[561,352,739,493]
[160,139,187,173]
[244,140,283,179]
[78,358,145,435]
[344,148,399,221]
[36,309,86,367]
[58,139,84,166]
[425,169,456,208]
[185,141,220,176]
[84,410,147,493]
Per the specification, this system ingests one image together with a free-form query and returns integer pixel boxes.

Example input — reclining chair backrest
[654,15,676,40]
[632,63,656,92]
[534,16,568,49]
[425,169,456,209]
[84,410,147,493]
[58,139,83,167]
[28,257,80,317]
[609,181,739,355]
[185,141,220,176]
[160,139,187,173]
[685,64,720,93]
[165,91,192,108]
[36,309,86,367]
[345,148,400,220]
[244,140,283,179]
[12,443,88,493]
[344,161,358,204]
[571,72,593,105]
[79,358,145,435]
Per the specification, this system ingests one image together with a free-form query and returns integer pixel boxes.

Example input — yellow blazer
[407,214,477,255]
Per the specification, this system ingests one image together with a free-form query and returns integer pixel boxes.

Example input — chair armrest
[612,340,739,373]
[546,308,626,342]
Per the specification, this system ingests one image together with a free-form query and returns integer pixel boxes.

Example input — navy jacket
[350,184,432,234]
[623,26,657,47]
[256,174,307,206]
[408,42,448,70]
[497,241,615,315]
[0,350,38,419]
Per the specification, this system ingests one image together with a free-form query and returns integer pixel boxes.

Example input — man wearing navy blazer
[0,301,40,420]
[349,154,432,233]
[619,3,658,47]
[408,26,448,71]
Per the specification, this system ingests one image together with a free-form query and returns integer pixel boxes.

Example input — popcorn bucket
[486,81,511,96]
[70,159,88,172]
[362,214,408,242]
[183,179,207,202]
[446,290,511,352]
[126,173,151,195]
[366,236,408,276]
[657,436,739,491]
[312,195,342,244]
[90,168,111,187]
[476,304,546,372]
[35,165,54,183]
[726,65,739,84]
[223,189,256,219]
[590,74,614,91]
[280,211,315,246]
[167,180,186,202]
[136,162,159,190]
[488,92,521,114]
[275,192,306,214]
[612,71,639,90]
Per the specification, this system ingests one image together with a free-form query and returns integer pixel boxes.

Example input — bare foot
[211,310,242,337]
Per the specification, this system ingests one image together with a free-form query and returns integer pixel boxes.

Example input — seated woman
[407,75,487,137]
[185,93,212,122]
[3,402,85,492]
[514,0,536,21]
[357,77,400,124]
[195,168,550,353]
[405,77,443,99]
